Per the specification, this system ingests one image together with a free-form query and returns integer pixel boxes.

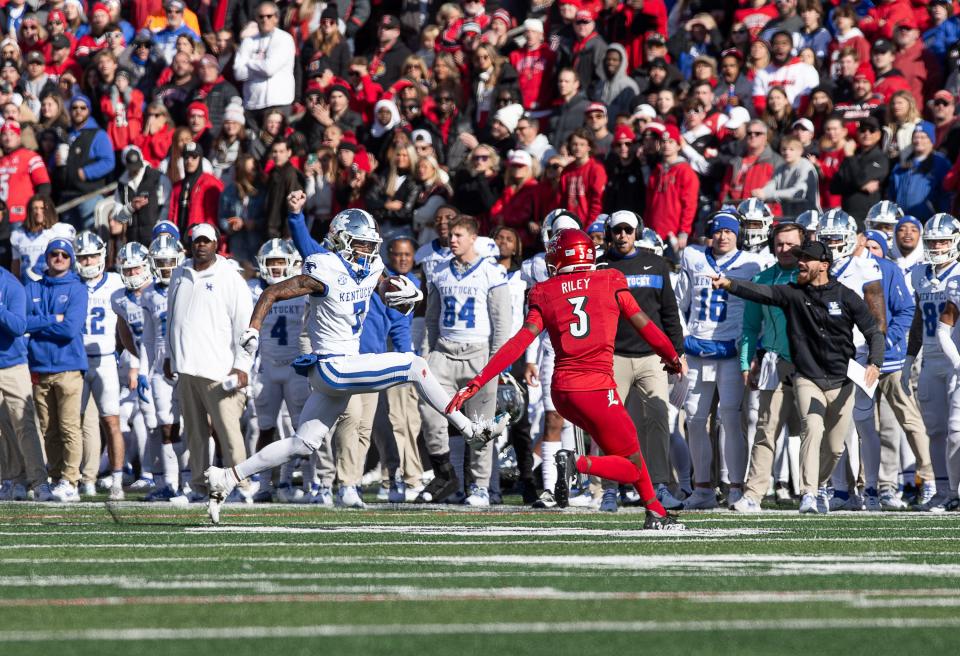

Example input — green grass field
[2,501,959,655]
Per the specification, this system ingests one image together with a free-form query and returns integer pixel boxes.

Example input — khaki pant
[386,383,424,486]
[334,391,379,486]
[33,370,84,484]
[177,374,248,495]
[794,376,855,496]
[876,371,934,485]
[613,354,671,484]
[0,364,47,487]
[79,406,100,483]
[744,359,800,502]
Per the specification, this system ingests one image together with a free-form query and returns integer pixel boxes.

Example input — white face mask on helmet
[74,231,106,279]
[256,238,299,284]
[326,208,382,276]
[116,241,152,290]
[816,209,858,260]
[923,213,960,266]
[148,233,185,285]
[737,198,774,252]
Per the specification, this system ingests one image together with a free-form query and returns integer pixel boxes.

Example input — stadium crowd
[3,0,960,514]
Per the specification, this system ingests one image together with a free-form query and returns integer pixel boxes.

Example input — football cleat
[844,491,865,511]
[798,493,818,514]
[205,467,237,500]
[553,449,577,508]
[129,477,156,492]
[308,484,334,506]
[774,485,793,505]
[532,490,557,509]
[726,487,743,509]
[655,483,684,511]
[682,488,719,510]
[376,483,390,502]
[465,413,510,448]
[33,482,54,502]
[643,510,686,531]
[914,481,937,508]
[276,482,305,503]
[79,481,97,497]
[404,485,424,502]
[51,480,80,503]
[464,484,490,507]
[816,487,831,514]
[11,483,26,501]
[567,487,594,508]
[879,489,906,510]
[108,484,125,502]
[388,481,407,503]
[144,484,179,502]
[415,464,460,503]
[599,488,618,513]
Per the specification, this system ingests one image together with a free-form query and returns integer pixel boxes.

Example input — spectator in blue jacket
[25,238,89,503]
[0,266,50,501]
[888,122,952,221]
[923,1,960,65]
[857,230,934,509]
[56,94,116,230]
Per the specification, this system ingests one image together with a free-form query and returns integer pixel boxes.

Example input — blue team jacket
[872,255,915,373]
[0,267,28,369]
[24,270,88,373]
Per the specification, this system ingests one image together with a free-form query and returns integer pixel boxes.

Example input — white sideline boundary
[2,618,960,642]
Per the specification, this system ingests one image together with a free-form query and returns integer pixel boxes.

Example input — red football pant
[551,388,665,515]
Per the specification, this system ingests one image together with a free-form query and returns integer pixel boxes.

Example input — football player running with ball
[447,229,686,529]
[204,192,507,523]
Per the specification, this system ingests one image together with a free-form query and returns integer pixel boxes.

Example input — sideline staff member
[712,241,885,515]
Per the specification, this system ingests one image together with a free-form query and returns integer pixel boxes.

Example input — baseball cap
[872,39,894,54]
[613,125,635,143]
[791,240,833,263]
[189,223,217,243]
[585,101,607,115]
[507,149,533,167]
[380,14,400,29]
[646,32,666,46]
[411,128,433,145]
[26,51,44,64]
[51,34,71,50]
[199,54,219,69]
[182,141,202,157]
[607,210,640,230]
[933,90,956,104]
[632,104,657,120]
[858,116,881,132]
[725,106,751,130]
[792,118,815,132]
[854,64,875,84]
[575,9,594,22]
[661,123,681,143]
[896,16,919,30]
[165,0,185,11]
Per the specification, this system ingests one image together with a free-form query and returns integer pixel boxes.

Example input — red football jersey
[0,147,50,224]
[526,268,641,392]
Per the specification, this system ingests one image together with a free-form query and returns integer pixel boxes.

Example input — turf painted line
[186,525,777,538]
[3,618,960,642]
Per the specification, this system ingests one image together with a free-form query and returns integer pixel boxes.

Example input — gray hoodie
[760,157,820,220]
[591,43,639,123]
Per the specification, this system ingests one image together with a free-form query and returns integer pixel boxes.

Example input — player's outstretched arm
[616,289,682,375]
[446,321,541,413]
[241,275,326,355]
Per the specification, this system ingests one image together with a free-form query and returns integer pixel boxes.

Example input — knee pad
[407,356,428,381]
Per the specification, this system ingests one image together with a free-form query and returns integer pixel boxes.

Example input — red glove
[662,356,683,376]
[446,381,481,414]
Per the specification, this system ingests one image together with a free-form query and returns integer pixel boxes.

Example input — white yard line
[2,618,960,642]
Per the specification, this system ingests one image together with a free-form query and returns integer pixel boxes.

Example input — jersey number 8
[442,297,476,328]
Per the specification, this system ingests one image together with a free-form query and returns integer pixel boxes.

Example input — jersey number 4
[567,296,590,338]
[270,316,288,345]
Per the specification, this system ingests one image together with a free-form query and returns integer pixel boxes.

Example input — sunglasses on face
[548,163,563,169]
[71,106,89,112]
[48,250,70,260]
[858,126,879,133]
[575,19,592,25]
[934,100,952,107]
[167,9,183,14]
[612,225,635,234]
[747,131,765,137]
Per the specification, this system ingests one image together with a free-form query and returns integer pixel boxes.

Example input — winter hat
[707,211,740,237]
[613,125,635,142]
[353,148,372,173]
[896,215,923,233]
[69,93,92,110]
[914,120,936,144]
[864,230,890,257]
[223,100,244,125]
[321,4,338,21]
[45,238,75,265]
[492,103,524,134]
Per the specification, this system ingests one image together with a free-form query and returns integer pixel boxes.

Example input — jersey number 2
[567,296,590,338]
[86,307,106,335]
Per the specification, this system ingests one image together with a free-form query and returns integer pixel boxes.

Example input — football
[378,274,407,299]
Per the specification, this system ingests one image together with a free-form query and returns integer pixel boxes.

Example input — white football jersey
[681,246,764,342]
[10,226,51,281]
[895,247,925,295]
[139,283,170,374]
[415,239,452,283]
[913,263,960,356]
[82,272,124,356]
[832,253,883,348]
[111,287,145,376]
[504,266,527,335]
[521,252,549,287]
[430,257,508,343]
[302,251,384,357]
[250,278,307,363]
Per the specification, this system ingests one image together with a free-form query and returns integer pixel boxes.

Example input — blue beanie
[864,229,890,257]
[587,219,606,234]
[914,120,936,144]
[708,211,740,237]
[69,93,92,110]
[896,215,922,233]
[45,238,75,265]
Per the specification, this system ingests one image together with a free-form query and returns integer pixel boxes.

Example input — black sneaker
[415,465,461,503]
[518,479,540,505]
[531,489,557,509]
[643,510,686,531]
[553,449,576,508]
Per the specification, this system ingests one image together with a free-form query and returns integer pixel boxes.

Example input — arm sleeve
[487,283,512,353]
[471,317,541,390]
[0,281,26,338]
[287,211,323,257]
[938,319,960,368]
[426,282,440,351]
[907,294,923,357]
[848,290,885,367]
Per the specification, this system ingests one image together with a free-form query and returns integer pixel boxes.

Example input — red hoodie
[490,178,542,248]
[645,158,698,238]
[510,43,557,112]
[560,157,607,223]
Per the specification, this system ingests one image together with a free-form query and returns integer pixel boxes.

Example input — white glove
[900,355,915,397]
[239,328,260,355]
[384,275,424,308]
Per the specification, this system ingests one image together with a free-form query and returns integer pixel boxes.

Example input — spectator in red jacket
[607,0,668,72]
[871,38,913,104]
[169,141,224,239]
[509,19,556,114]
[816,115,852,210]
[490,149,542,248]
[99,69,144,155]
[893,17,942,106]
[560,128,607,223]
[644,122,698,246]
[860,0,916,41]
[718,119,784,208]
[133,101,174,168]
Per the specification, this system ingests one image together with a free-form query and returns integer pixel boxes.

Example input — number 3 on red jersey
[568,296,590,338]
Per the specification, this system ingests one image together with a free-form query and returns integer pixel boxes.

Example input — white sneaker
[337,485,366,509]
[388,481,407,503]
[108,485,125,501]
[464,485,490,507]
[96,476,113,491]
[11,483,26,501]
[915,481,937,508]
[51,480,80,503]
[731,496,762,513]
[816,487,831,514]
[309,484,334,506]
[879,489,906,510]
[129,477,155,491]
[79,481,96,497]
[683,488,719,510]
[276,483,305,503]
[655,483,684,510]
[798,493,817,514]
[34,482,54,502]
[204,466,237,500]
[567,489,594,507]
[599,488,618,512]
[404,485,424,502]
[844,491,864,511]
[726,487,743,509]
[376,483,390,501]
[864,491,883,512]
